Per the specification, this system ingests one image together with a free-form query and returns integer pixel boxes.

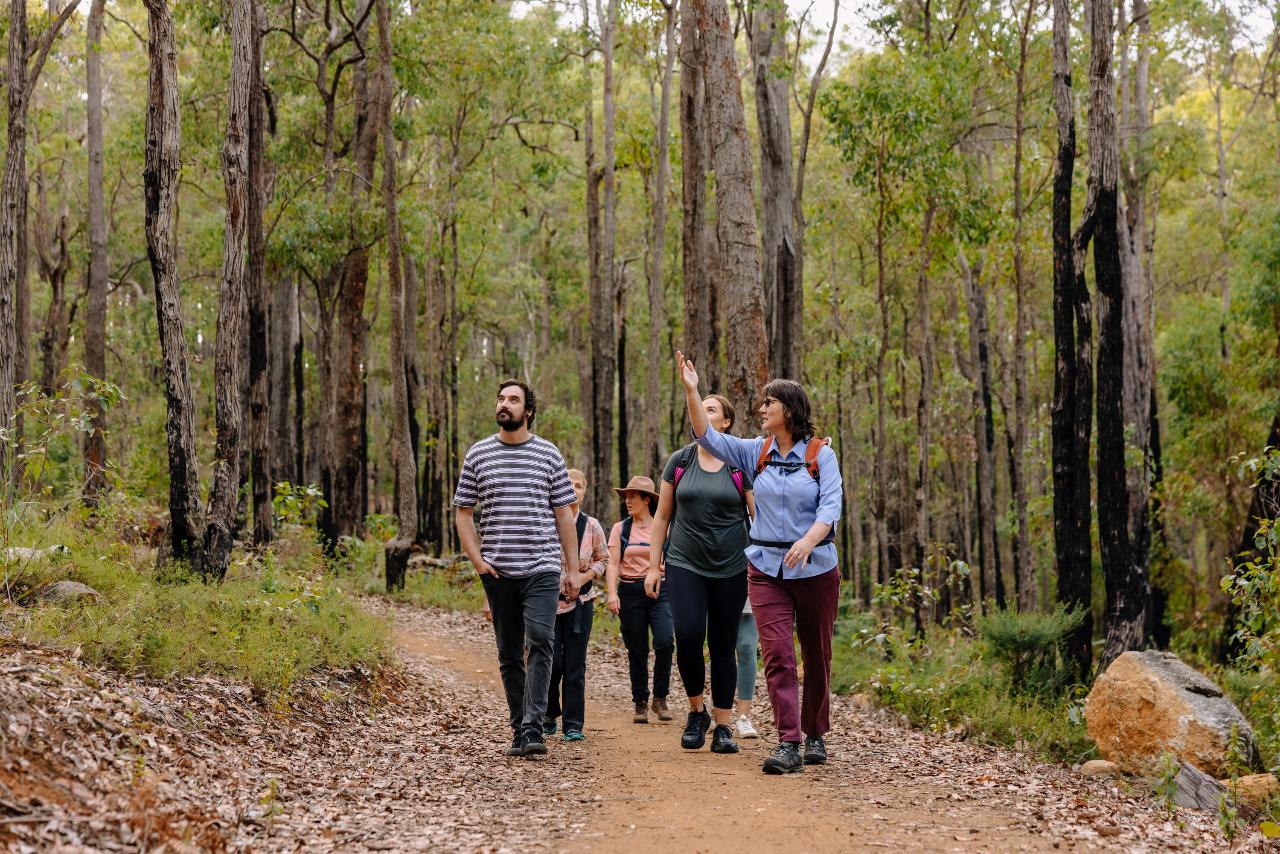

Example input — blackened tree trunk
[1053,0,1093,679]
[270,274,299,485]
[693,0,768,427]
[1087,0,1147,672]
[143,0,203,567]
[203,0,253,580]
[750,0,798,380]
[680,0,713,398]
[84,0,109,505]
[247,0,273,545]
[377,0,415,590]
[912,202,936,635]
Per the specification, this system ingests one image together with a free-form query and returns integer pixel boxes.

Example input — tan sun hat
[613,475,659,502]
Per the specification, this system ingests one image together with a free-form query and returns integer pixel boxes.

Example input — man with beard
[455,379,587,756]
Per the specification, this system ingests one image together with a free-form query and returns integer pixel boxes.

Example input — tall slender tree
[202,0,254,580]
[692,0,768,426]
[1,0,80,479]
[247,0,273,545]
[377,0,415,590]
[83,0,109,505]
[143,0,203,567]
[1053,0,1093,678]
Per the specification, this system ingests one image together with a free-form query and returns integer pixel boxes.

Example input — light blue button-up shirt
[695,426,843,579]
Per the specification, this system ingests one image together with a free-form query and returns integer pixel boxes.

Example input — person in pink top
[544,469,608,741]
[605,475,674,724]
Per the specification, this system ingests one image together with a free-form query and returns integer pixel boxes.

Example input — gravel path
[0,600,1254,852]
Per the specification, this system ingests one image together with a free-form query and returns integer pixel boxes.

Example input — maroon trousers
[748,565,840,744]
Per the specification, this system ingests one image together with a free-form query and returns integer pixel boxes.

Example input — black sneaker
[543,718,558,736]
[803,735,827,765]
[762,742,803,775]
[521,732,548,757]
[506,734,525,757]
[710,724,740,754]
[680,707,712,750]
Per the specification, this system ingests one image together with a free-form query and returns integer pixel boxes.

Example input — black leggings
[666,565,748,711]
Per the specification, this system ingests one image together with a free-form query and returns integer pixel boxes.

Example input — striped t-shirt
[453,434,576,578]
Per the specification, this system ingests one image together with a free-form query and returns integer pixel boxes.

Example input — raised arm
[676,350,759,471]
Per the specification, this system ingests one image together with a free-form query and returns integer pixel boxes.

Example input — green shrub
[6,519,389,702]
[978,605,1086,697]
[832,620,1094,763]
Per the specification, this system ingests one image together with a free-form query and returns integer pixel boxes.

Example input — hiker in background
[544,468,608,742]
[605,476,674,724]
[676,352,844,776]
[647,394,755,755]
[735,602,760,739]
[454,379,589,758]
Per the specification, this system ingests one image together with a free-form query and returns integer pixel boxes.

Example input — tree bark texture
[376,0,415,590]
[750,0,799,381]
[644,2,676,476]
[1052,0,1094,679]
[693,0,768,428]
[247,0,273,545]
[680,0,714,401]
[202,0,253,580]
[143,0,204,566]
[1087,0,1148,672]
[84,0,109,505]
[270,274,300,485]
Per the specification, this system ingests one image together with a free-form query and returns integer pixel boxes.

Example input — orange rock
[1083,650,1258,778]
[1222,773,1280,806]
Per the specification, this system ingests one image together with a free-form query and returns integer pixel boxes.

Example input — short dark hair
[705,394,736,432]
[497,379,536,428]
[763,379,815,441]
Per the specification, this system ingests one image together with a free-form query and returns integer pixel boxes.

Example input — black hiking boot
[680,707,712,750]
[710,724,740,754]
[803,735,828,765]
[762,742,803,775]
[506,734,525,757]
[521,732,548,757]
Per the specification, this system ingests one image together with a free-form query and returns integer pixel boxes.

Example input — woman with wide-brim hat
[605,475,674,723]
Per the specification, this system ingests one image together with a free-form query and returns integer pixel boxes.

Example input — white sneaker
[735,715,759,739]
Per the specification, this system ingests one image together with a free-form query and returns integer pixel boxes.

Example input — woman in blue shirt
[676,351,843,775]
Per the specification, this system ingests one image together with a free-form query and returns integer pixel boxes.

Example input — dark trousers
[667,565,748,711]
[617,579,673,703]
[546,601,594,732]
[749,565,840,744]
[481,571,560,738]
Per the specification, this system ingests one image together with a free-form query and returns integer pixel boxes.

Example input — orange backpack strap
[804,437,829,481]
[754,436,774,477]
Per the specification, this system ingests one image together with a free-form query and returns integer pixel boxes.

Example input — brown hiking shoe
[652,698,672,721]
[633,702,648,723]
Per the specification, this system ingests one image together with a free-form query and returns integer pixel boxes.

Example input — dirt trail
[399,615,1068,853]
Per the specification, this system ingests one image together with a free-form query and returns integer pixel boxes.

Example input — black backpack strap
[619,516,633,552]
[575,511,588,551]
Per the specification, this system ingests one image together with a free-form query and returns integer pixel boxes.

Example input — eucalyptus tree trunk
[270,275,299,485]
[1119,0,1155,631]
[1085,0,1148,672]
[644,2,676,476]
[203,0,253,580]
[587,0,619,517]
[33,163,72,396]
[679,0,714,397]
[143,0,203,567]
[1010,0,1037,612]
[750,0,798,380]
[958,247,1000,612]
[247,0,273,545]
[84,0,109,505]
[692,0,767,428]
[1053,0,1093,679]
[376,0,415,590]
